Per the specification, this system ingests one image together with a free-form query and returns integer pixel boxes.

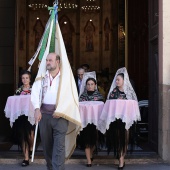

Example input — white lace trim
[5,110,35,127]
[81,119,99,131]
[98,111,141,133]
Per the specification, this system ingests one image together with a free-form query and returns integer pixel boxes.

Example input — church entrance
[0,0,159,157]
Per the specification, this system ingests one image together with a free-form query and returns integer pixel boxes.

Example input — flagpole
[31,123,39,162]
[31,2,58,162]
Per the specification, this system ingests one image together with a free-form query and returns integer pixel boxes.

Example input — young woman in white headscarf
[79,77,104,167]
[106,67,137,169]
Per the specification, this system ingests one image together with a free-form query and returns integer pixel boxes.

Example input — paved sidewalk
[0,145,169,170]
[0,162,169,170]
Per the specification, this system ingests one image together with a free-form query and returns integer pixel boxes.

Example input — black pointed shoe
[86,164,92,167]
[22,160,29,167]
[118,162,125,169]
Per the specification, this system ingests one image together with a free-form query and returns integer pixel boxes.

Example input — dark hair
[56,54,60,60]
[81,64,90,69]
[86,78,97,85]
[19,70,32,86]
[117,73,124,79]
[20,70,31,78]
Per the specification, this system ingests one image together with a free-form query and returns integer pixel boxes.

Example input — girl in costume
[79,78,103,167]
[12,70,35,166]
[107,67,137,169]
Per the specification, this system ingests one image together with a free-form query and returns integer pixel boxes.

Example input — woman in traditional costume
[79,78,103,167]
[12,70,34,166]
[106,67,137,169]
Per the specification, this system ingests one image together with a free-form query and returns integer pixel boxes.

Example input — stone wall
[158,0,170,162]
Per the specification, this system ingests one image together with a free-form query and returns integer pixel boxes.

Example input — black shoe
[22,160,29,167]
[118,162,125,169]
[86,164,92,167]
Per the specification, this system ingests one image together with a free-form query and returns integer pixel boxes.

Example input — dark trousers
[39,113,68,170]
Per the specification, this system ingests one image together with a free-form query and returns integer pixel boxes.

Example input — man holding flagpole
[31,53,68,170]
[30,3,81,170]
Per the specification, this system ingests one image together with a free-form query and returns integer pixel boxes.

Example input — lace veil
[79,71,97,97]
[107,67,137,101]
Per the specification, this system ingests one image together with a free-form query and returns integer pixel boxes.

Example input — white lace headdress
[79,71,97,97]
[107,67,137,101]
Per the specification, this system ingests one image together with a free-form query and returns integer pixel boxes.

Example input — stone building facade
[0,0,170,163]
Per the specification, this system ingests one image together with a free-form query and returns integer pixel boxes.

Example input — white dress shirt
[31,70,60,109]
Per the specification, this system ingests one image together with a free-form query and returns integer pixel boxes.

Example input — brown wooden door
[128,0,149,100]
[0,0,15,137]
[128,0,159,152]
[148,0,159,151]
